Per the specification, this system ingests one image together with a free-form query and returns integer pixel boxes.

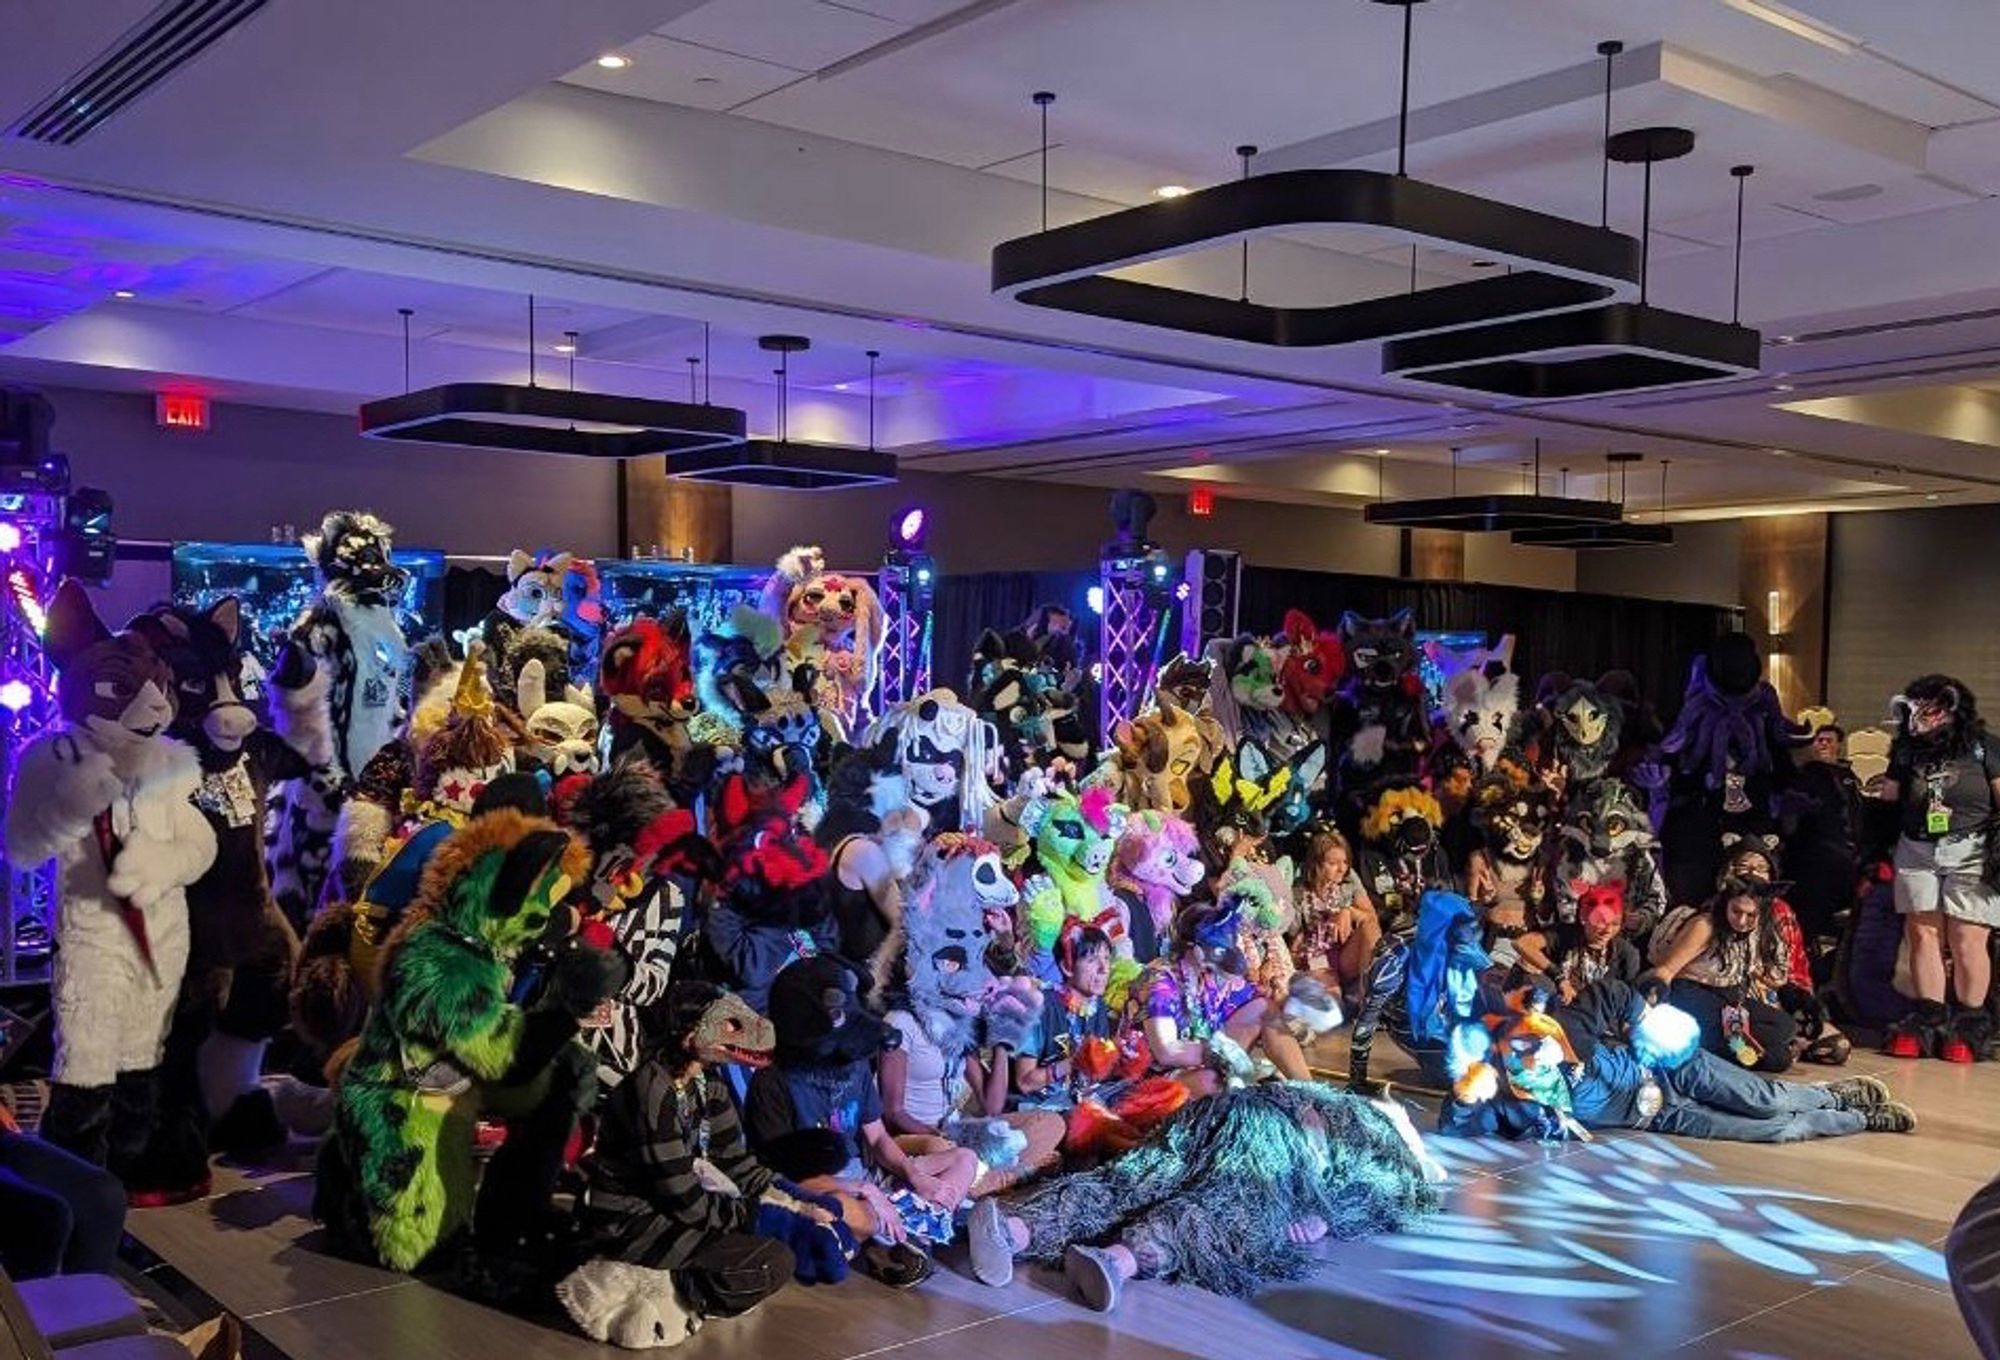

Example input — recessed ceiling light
[553,341,577,354]
[1773,334,1796,345]
[113,289,135,300]
[596,53,631,70]
[1773,383,1795,392]
[1153,185,1192,199]
[1469,259,1499,269]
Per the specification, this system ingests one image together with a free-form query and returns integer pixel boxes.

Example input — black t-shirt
[744,1061,881,1167]
[1888,742,2000,840]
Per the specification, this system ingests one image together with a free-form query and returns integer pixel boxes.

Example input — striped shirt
[579,1059,772,1269]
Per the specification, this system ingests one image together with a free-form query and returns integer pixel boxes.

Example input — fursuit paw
[556,1260,702,1349]
[545,941,628,1019]
[754,1201,850,1285]
[48,741,125,825]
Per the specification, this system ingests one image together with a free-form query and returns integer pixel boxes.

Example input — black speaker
[1180,549,1240,657]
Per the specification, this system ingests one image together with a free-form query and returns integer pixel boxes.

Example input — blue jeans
[0,1132,127,1278]
[1651,1051,1864,1143]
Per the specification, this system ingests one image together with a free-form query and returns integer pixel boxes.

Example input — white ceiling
[2,0,2000,521]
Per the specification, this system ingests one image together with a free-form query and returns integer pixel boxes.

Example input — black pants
[678,1234,793,1319]
[1669,980,1797,1073]
[0,1132,127,1279]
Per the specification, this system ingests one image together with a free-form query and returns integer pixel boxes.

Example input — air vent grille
[6,0,269,146]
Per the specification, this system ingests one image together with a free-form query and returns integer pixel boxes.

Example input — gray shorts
[1894,835,2000,926]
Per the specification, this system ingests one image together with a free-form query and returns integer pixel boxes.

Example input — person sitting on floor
[742,955,966,1289]
[963,1083,1442,1311]
[1349,890,1493,1094]
[1144,901,1314,1094]
[1647,876,1799,1072]
[1288,825,1380,1011]
[561,984,848,1350]
[1537,882,1646,1005]
[1722,838,1851,1065]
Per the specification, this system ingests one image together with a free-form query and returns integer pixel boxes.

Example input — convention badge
[197,762,262,828]
[578,999,615,1030]
[1723,770,1750,815]
[1635,1079,1664,1120]
[1928,800,1951,836]
[362,673,391,709]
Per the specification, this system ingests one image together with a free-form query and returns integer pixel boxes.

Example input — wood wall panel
[1738,513,1828,714]
[621,459,732,563]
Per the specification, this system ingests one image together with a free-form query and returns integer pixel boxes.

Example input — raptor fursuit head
[599,612,696,777]
[1102,693,1225,814]
[1552,778,1666,935]
[1019,785,1131,987]
[127,596,333,1183]
[761,545,886,738]
[5,582,216,1169]
[1335,609,1428,782]
[865,688,1000,835]
[1278,609,1346,718]
[894,834,1038,1055]
[316,811,609,1272]
[1551,682,1622,784]
[274,510,409,926]
[1109,809,1206,961]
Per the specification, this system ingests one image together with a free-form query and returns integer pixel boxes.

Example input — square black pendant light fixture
[360,382,746,457]
[359,302,748,458]
[1510,453,1676,547]
[989,4,1642,347]
[1382,114,1764,399]
[1361,440,1624,532]
[663,336,897,489]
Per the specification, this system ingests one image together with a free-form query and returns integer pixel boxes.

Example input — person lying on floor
[963,1082,1442,1312]
[558,984,849,1350]
[741,955,966,1288]
[1446,977,1914,1143]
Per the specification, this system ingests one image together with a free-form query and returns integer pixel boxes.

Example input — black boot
[1942,1007,1995,1064]
[41,1082,115,1166]
[110,1067,209,1206]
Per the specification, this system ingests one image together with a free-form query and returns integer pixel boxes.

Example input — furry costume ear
[1487,634,1517,676]
[207,597,243,648]
[718,774,753,830]
[506,549,535,583]
[1338,610,1363,640]
[1388,607,1415,637]
[1237,741,1275,785]
[517,658,549,716]
[775,771,812,817]
[1292,742,1327,789]
[1143,724,1171,774]
[44,579,111,669]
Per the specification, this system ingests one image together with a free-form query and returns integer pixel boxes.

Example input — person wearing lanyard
[1877,676,2000,1062]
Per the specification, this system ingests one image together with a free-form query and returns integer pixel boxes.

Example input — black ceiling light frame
[360,297,746,458]
[1382,50,1763,399]
[989,1,1642,347]
[1511,450,1675,547]
[1362,437,1623,531]
[663,335,898,489]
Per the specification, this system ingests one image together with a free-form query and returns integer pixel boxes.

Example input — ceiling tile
[661,0,902,74]
[560,33,799,112]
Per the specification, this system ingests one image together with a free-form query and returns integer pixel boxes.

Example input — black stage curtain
[1238,566,1741,721]
[443,565,506,642]
[932,570,1096,696]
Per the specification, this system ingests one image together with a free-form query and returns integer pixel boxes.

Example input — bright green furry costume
[1018,785,1142,1002]
[316,809,611,1272]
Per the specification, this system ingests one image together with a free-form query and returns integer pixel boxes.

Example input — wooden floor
[121,1035,1995,1360]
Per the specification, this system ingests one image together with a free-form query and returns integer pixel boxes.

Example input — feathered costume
[1008,1083,1438,1298]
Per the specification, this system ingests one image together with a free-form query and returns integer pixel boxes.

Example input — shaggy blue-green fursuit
[1009,1082,1439,1297]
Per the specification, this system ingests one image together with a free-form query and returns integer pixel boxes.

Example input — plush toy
[701,772,838,1013]
[1019,786,1131,988]
[1549,778,1667,937]
[4,583,218,1174]
[1357,782,1453,940]
[760,546,886,739]
[272,510,410,927]
[124,597,334,1191]
[599,612,704,796]
[314,809,614,1272]
[865,688,1000,835]
[1332,609,1429,786]
[1107,810,1206,965]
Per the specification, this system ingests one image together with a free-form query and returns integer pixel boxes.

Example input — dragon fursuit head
[322,810,602,1272]
[1278,609,1347,717]
[1551,682,1622,783]
[651,985,775,1077]
[1109,809,1206,943]
[1103,692,1226,814]
[896,834,1037,1055]
[760,545,886,735]
[1019,785,1131,980]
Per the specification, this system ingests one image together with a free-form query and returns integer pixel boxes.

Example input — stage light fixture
[896,506,928,549]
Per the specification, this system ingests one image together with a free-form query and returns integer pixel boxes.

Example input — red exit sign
[1188,484,1215,517]
[156,393,210,431]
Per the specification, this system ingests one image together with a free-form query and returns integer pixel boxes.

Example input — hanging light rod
[662,334,897,488]
[990,0,1641,348]
[1363,438,1623,531]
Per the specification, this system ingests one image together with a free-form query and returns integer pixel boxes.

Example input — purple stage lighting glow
[0,522,19,553]
[0,678,31,711]
[895,507,927,547]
